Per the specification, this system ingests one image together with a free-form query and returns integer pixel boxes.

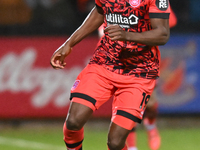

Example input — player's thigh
[66,101,93,130]
[70,64,115,111]
[112,79,156,130]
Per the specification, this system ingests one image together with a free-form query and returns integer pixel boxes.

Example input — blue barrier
[157,34,200,114]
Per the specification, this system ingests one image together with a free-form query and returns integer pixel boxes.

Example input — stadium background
[0,0,200,150]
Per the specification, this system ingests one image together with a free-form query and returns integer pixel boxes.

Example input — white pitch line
[0,136,66,150]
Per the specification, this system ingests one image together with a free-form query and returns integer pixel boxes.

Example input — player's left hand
[104,24,127,41]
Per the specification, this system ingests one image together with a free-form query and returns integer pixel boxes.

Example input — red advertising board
[0,36,112,119]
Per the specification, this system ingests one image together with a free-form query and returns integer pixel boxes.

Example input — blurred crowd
[0,0,199,35]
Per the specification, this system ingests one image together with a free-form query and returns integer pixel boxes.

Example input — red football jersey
[90,0,170,78]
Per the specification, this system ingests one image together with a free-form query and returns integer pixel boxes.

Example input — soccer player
[50,0,170,150]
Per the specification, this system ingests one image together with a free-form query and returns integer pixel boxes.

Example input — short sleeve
[95,0,102,7]
[149,0,170,19]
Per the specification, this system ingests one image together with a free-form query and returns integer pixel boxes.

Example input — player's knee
[66,117,83,130]
[107,138,124,150]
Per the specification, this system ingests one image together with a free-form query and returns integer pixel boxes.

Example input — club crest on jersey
[71,80,80,91]
[156,0,169,11]
[129,0,141,8]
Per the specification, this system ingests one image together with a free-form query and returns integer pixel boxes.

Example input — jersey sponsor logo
[129,0,141,8]
[156,0,169,11]
[105,13,139,28]
[71,80,80,91]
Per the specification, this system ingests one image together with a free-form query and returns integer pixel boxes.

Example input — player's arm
[63,5,104,48]
[132,18,170,45]
[104,18,170,46]
[50,6,104,69]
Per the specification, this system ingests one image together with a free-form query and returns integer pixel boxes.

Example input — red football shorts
[70,64,156,130]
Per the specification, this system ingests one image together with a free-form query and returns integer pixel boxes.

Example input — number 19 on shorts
[139,92,150,110]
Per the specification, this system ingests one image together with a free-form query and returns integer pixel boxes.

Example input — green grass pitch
[0,121,200,150]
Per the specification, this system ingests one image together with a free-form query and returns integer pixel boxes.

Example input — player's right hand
[50,44,72,69]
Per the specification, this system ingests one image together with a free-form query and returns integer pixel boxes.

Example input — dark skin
[104,18,170,46]
[50,5,170,150]
[50,6,104,69]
